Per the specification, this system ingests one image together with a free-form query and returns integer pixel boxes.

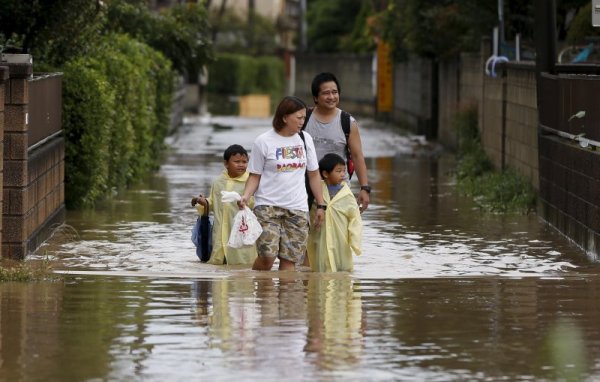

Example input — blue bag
[191,201,213,262]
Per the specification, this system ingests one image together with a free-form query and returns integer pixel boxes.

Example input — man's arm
[348,121,370,212]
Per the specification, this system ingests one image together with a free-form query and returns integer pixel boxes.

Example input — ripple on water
[32,116,586,280]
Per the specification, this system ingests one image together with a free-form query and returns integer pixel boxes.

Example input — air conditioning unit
[593,0,600,27]
[0,53,33,64]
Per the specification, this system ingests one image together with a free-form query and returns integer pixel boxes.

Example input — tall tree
[0,0,105,65]
[306,0,372,53]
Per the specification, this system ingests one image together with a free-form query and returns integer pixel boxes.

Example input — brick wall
[1,61,65,259]
[538,72,600,259]
[0,66,7,250]
[538,135,600,258]
[2,63,31,259]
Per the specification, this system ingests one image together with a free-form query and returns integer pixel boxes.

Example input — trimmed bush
[62,34,174,208]
[62,59,114,208]
[207,53,285,100]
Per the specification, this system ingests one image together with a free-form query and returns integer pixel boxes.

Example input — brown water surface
[3,116,596,381]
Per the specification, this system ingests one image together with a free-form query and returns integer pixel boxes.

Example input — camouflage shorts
[253,205,309,265]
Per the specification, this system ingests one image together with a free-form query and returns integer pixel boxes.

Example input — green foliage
[455,147,493,180]
[255,56,286,96]
[62,59,113,208]
[207,53,285,100]
[0,0,197,209]
[106,1,212,81]
[565,3,600,45]
[0,0,212,80]
[344,2,377,53]
[452,108,536,214]
[452,106,480,157]
[306,0,368,53]
[0,260,58,282]
[0,0,106,66]
[458,168,537,214]
[381,0,497,61]
[62,34,174,208]
[209,8,278,56]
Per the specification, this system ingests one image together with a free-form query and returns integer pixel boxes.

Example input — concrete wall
[503,65,539,189]
[393,54,432,136]
[294,53,375,115]
[1,61,65,259]
[293,49,598,259]
[438,53,483,149]
[436,52,539,190]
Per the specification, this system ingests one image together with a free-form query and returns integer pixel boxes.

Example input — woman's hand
[237,196,248,210]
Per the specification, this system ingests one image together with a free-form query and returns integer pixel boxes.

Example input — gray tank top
[303,109,347,162]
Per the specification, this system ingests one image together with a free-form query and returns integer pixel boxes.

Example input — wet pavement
[4,115,599,381]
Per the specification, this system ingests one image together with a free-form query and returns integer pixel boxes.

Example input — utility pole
[248,0,255,53]
[534,0,557,109]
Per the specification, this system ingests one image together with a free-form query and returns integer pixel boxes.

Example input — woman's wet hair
[272,96,307,131]
[318,153,346,177]
[223,144,248,161]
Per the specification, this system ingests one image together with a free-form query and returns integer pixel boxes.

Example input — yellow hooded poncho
[196,170,257,265]
[307,181,362,272]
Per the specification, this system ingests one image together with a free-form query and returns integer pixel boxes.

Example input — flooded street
[3,116,600,381]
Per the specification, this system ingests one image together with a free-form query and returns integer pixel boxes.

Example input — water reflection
[14,115,600,380]
[190,274,365,373]
[304,276,364,371]
[3,276,600,380]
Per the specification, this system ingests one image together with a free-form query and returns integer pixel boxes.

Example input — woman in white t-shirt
[238,96,326,271]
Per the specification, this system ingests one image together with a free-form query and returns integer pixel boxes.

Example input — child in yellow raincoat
[192,144,257,265]
[307,153,362,272]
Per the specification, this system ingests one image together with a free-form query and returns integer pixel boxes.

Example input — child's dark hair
[318,153,346,178]
[224,144,248,161]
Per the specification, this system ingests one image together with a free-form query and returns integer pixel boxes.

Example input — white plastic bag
[221,190,241,203]
[228,207,263,248]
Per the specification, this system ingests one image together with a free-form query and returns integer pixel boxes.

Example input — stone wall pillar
[2,62,33,259]
[0,66,8,255]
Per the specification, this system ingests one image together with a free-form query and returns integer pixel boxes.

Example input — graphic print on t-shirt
[275,144,306,172]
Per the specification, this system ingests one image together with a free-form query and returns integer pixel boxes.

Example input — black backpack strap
[340,110,351,139]
[340,111,355,179]
[341,111,352,159]
[299,130,306,146]
[298,130,308,170]
[298,131,314,208]
[302,107,314,130]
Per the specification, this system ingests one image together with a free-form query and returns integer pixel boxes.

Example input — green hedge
[207,53,285,100]
[62,61,114,208]
[62,34,174,208]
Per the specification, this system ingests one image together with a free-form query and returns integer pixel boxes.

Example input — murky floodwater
[3,116,599,381]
